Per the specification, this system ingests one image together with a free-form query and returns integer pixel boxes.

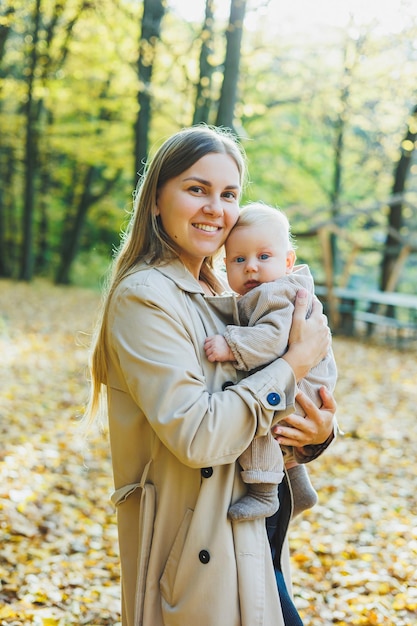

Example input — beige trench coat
[105,259,301,626]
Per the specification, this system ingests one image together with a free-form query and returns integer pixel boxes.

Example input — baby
[205,203,337,522]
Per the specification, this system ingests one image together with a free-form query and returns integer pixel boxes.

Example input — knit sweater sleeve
[224,280,298,371]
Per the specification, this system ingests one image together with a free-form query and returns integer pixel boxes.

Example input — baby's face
[224,222,295,295]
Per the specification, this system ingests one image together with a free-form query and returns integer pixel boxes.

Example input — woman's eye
[223,191,237,199]
[189,186,204,194]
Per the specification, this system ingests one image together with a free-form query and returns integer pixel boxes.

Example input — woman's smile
[192,223,221,232]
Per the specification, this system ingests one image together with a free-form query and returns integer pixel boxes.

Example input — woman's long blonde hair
[85,125,247,424]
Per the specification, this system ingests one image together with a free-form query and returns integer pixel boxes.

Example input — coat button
[266,392,281,406]
[222,381,234,390]
[199,550,210,564]
[201,467,213,478]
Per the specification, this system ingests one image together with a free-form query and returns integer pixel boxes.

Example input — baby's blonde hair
[230,202,296,251]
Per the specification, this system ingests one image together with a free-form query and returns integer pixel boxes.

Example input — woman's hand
[272,387,337,448]
[282,289,331,381]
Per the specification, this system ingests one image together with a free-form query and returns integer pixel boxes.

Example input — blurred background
[0,0,416,296]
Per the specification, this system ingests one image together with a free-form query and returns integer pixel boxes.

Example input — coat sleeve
[107,282,297,469]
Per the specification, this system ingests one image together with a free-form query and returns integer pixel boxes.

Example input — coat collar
[147,257,231,296]
[145,258,239,323]
[149,258,205,294]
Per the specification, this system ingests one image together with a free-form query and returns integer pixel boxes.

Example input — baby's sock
[288,464,318,517]
[228,483,279,522]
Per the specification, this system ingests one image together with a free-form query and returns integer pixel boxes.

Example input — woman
[87,125,336,626]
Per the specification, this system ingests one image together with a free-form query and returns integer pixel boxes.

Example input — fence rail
[315,286,417,345]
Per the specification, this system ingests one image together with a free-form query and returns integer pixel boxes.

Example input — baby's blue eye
[236,256,245,263]
[259,254,270,260]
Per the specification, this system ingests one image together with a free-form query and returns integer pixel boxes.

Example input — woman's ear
[286,249,296,273]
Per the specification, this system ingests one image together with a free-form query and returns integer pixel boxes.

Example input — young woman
[87,125,336,626]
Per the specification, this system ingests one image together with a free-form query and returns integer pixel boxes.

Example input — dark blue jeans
[266,478,304,626]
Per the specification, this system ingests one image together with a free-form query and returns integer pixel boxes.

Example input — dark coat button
[222,381,234,390]
[199,550,210,564]
[201,467,213,478]
[266,392,281,406]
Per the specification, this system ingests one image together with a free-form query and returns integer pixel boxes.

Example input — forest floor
[0,279,416,626]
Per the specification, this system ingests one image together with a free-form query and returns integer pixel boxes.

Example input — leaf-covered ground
[0,279,416,626]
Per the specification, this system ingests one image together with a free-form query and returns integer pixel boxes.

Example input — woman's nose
[202,197,223,216]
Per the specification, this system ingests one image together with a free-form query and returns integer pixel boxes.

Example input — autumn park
[1,0,417,624]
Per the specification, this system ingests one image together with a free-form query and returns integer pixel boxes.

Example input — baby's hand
[204,335,235,363]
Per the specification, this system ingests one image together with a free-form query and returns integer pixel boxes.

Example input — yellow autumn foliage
[1,279,416,625]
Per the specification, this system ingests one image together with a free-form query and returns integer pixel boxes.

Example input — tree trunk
[0,175,7,276]
[55,72,122,284]
[32,0,87,277]
[133,0,165,187]
[0,8,17,276]
[215,0,247,131]
[55,166,96,285]
[0,6,15,62]
[0,147,18,277]
[0,110,15,277]
[20,0,42,281]
[380,104,417,291]
[55,166,121,285]
[193,0,215,125]
[35,166,51,274]
[330,31,363,277]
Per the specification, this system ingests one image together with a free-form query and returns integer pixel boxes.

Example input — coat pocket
[159,508,193,609]
[112,480,156,626]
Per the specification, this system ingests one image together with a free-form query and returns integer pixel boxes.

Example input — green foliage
[239,22,417,213]
[1,280,417,624]
[70,247,113,289]
[0,0,139,281]
[1,0,416,287]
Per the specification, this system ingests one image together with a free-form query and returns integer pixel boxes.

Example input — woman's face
[156,152,241,278]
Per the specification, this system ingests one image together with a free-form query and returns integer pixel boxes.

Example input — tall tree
[192,0,215,125]
[54,165,121,285]
[330,30,365,276]
[0,5,14,62]
[380,103,417,291]
[216,0,247,131]
[20,0,42,281]
[54,69,124,285]
[0,4,15,277]
[33,0,89,274]
[19,0,88,280]
[134,0,165,187]
[0,147,15,277]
